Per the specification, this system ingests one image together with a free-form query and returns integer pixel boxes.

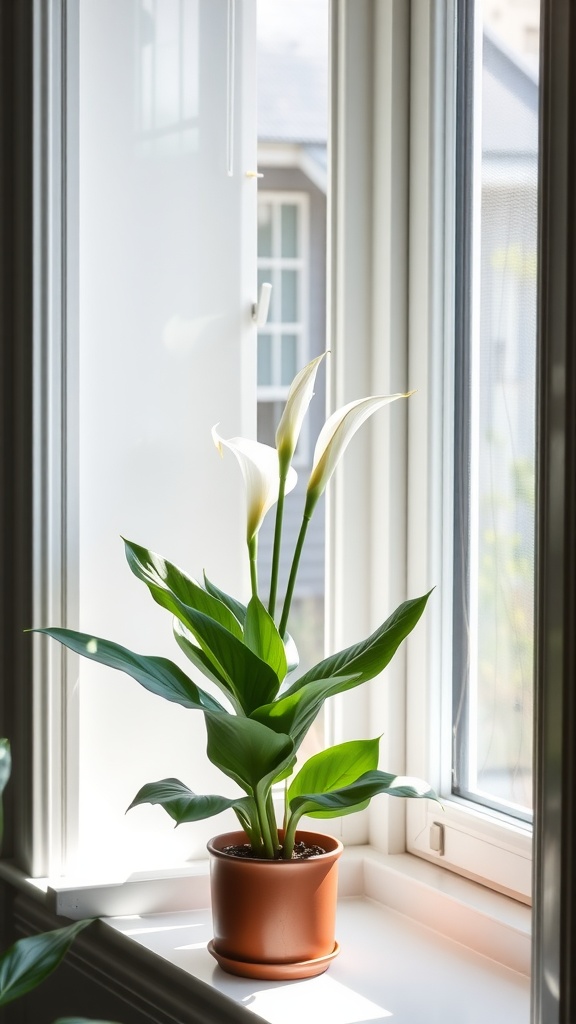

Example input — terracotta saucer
[207,940,340,980]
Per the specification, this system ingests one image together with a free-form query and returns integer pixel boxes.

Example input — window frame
[403,0,534,903]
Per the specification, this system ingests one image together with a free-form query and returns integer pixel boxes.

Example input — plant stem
[282,779,289,832]
[282,810,301,859]
[265,791,279,851]
[256,790,276,858]
[268,470,288,619]
[248,536,258,599]
[234,807,262,852]
[279,513,311,637]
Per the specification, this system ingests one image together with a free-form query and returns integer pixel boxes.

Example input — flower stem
[248,536,258,599]
[279,513,311,637]
[268,470,288,619]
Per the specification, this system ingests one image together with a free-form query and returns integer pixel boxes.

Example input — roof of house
[257,12,538,162]
[482,27,538,158]
[257,0,328,145]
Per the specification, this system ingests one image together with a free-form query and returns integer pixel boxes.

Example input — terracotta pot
[206,829,343,979]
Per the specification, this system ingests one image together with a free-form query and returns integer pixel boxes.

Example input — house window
[256,192,310,464]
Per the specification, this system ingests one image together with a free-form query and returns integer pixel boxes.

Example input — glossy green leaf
[289,769,439,824]
[54,1018,121,1023]
[169,608,280,714]
[122,541,278,711]
[0,920,92,1007]
[172,619,242,713]
[34,629,224,713]
[244,597,287,683]
[203,572,247,626]
[251,673,361,752]
[287,739,380,806]
[282,592,432,698]
[127,778,251,826]
[123,539,244,640]
[205,711,295,796]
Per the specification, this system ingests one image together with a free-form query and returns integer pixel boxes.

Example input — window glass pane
[280,333,297,385]
[452,0,538,820]
[257,333,273,385]
[256,399,281,449]
[281,269,298,321]
[281,203,298,257]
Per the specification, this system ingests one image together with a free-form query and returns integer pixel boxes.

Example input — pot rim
[207,828,343,862]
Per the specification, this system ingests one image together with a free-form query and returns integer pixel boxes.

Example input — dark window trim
[532,0,576,1019]
[0,0,35,867]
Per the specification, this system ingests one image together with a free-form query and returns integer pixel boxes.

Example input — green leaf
[124,539,244,640]
[287,739,380,809]
[54,1019,121,1023]
[0,920,92,1007]
[34,629,224,713]
[127,778,251,826]
[171,608,281,715]
[205,711,295,796]
[203,572,247,626]
[244,597,287,683]
[289,769,439,821]
[251,673,361,752]
[123,540,280,715]
[173,619,242,713]
[282,592,433,698]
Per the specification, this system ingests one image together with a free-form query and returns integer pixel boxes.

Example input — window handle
[252,282,272,326]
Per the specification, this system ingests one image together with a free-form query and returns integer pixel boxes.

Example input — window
[405,0,537,900]
[256,192,310,464]
[5,0,536,899]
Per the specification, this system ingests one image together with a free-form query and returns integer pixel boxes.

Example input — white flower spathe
[275,353,327,471]
[213,427,298,542]
[306,392,414,514]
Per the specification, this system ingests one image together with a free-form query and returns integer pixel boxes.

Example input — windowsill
[0,848,531,1023]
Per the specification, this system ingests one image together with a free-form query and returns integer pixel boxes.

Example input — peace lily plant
[36,354,437,860]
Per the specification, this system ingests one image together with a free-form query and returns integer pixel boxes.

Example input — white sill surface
[1,849,531,1023]
[105,898,529,1024]
[105,886,530,1024]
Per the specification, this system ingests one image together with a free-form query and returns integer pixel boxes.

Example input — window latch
[252,282,272,326]
[430,821,445,856]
